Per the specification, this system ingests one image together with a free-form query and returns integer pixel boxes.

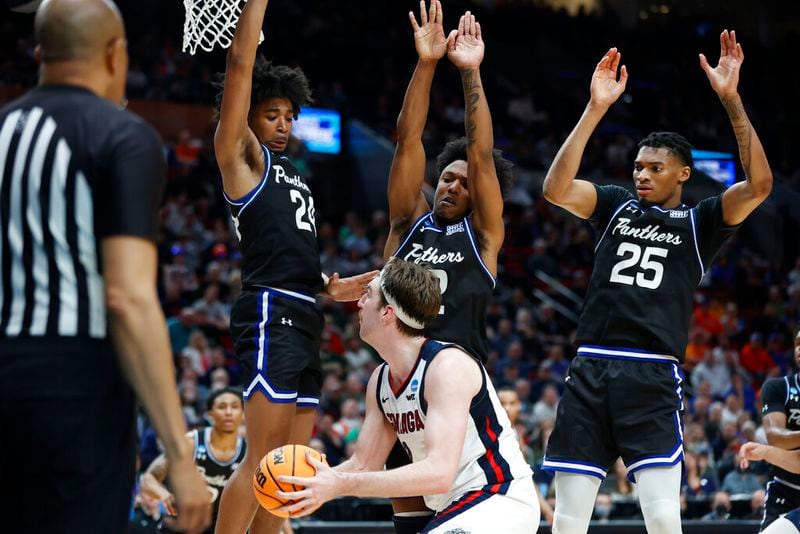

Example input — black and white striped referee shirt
[0,84,164,342]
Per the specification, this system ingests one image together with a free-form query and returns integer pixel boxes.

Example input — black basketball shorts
[231,287,323,406]
[762,478,800,531]
[543,345,685,481]
[0,338,137,534]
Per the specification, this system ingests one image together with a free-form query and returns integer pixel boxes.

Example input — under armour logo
[281,318,293,326]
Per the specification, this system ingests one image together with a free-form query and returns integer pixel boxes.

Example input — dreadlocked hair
[638,131,694,168]
[213,56,312,122]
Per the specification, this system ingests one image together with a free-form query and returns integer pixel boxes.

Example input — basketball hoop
[182,0,264,55]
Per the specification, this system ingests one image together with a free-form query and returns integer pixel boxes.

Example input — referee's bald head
[34,0,124,63]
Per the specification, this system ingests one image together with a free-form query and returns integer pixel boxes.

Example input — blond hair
[378,258,440,337]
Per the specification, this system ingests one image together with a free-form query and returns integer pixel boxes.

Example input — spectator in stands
[741,332,779,383]
[683,450,718,497]
[181,330,212,376]
[513,378,534,424]
[721,393,744,428]
[685,328,711,372]
[531,384,560,428]
[592,493,613,523]
[343,336,374,372]
[691,348,732,398]
[189,283,229,333]
[721,464,763,495]
[540,344,569,382]
[723,373,757,415]
[702,491,732,521]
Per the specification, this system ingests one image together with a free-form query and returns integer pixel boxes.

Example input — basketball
[252,444,327,517]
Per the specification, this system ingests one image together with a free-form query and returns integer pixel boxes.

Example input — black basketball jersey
[0,84,164,343]
[160,428,246,534]
[224,148,322,294]
[762,375,800,488]
[394,212,494,362]
[576,185,738,360]
[193,427,246,526]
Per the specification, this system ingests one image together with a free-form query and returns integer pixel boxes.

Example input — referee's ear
[105,36,128,105]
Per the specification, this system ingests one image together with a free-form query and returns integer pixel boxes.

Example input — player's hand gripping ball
[252,444,328,517]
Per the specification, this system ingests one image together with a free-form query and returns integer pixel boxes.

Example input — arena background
[3,0,800,532]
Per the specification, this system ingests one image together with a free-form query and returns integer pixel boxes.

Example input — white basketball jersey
[377,339,533,512]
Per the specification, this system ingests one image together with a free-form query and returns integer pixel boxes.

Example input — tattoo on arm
[461,69,481,145]
[721,96,753,174]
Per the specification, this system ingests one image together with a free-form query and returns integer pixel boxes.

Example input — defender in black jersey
[760,328,800,530]
[0,2,209,533]
[211,2,375,532]
[541,33,772,534]
[741,434,800,534]
[142,388,246,534]
[382,5,514,532]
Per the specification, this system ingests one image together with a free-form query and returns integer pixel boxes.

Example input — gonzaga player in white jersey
[277,259,539,533]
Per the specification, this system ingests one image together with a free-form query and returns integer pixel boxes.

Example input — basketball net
[182,0,264,55]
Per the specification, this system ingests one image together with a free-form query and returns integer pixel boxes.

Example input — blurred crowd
[4,0,800,526]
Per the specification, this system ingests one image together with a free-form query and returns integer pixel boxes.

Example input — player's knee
[552,511,592,534]
[641,499,681,534]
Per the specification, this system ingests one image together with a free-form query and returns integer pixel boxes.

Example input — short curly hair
[638,131,694,168]
[213,56,312,122]
[434,137,514,199]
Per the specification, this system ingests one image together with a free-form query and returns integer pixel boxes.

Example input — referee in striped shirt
[0,1,209,532]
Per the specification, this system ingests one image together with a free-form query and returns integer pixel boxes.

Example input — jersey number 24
[290,190,317,235]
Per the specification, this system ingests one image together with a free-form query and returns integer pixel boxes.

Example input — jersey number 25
[609,242,668,290]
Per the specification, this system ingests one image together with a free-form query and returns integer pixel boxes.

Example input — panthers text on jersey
[577,185,738,361]
[394,213,494,362]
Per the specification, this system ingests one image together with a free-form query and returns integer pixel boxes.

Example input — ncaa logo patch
[410,378,419,393]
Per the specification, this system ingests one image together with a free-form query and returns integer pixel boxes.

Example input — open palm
[590,47,628,108]
[409,0,447,61]
[700,29,743,99]
[447,12,484,70]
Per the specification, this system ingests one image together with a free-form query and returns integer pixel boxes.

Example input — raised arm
[447,12,503,272]
[542,48,628,219]
[700,30,773,226]
[277,348,481,516]
[385,0,447,255]
[214,0,270,200]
